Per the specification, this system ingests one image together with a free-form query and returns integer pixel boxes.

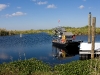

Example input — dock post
[88,12,91,43]
[91,17,96,59]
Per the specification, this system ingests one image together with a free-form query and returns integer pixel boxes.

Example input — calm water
[0,33,100,65]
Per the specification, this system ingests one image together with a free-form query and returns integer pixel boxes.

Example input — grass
[1,25,100,36]
[0,58,100,75]
[0,58,52,75]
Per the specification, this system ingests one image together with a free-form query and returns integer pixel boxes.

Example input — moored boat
[52,26,83,48]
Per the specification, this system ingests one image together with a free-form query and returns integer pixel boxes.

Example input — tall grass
[1,57,100,75]
[1,25,100,36]
[0,58,52,75]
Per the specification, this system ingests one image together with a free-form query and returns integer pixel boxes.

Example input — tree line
[0,25,100,36]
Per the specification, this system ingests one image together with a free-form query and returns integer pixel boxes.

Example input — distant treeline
[0,25,100,36]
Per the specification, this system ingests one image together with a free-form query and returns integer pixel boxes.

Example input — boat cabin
[53,27,75,43]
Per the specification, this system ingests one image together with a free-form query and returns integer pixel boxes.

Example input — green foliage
[54,59,100,75]
[0,58,100,75]
[1,25,100,36]
[0,58,52,75]
[54,60,90,75]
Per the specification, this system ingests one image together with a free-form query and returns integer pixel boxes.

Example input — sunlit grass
[0,58,52,75]
[1,25,100,36]
[1,57,100,75]
[54,58,100,75]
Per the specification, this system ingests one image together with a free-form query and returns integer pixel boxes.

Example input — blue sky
[0,0,100,30]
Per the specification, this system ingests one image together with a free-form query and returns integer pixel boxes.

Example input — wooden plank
[80,42,100,50]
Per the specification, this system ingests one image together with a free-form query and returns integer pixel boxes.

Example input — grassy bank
[0,58,100,75]
[0,58,52,75]
[1,25,100,36]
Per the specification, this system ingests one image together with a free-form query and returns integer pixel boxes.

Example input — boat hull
[52,41,81,49]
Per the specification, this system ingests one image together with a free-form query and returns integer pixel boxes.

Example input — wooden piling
[91,17,96,59]
[88,12,91,43]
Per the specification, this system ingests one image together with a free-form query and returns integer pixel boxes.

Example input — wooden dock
[79,42,100,54]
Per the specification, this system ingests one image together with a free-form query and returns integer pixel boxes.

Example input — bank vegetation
[0,25,100,36]
[0,58,100,75]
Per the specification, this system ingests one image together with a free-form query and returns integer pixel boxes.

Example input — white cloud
[47,4,57,8]
[37,1,47,5]
[79,5,84,9]
[5,12,26,18]
[17,7,21,9]
[0,4,8,11]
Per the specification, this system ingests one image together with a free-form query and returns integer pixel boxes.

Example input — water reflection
[79,54,100,60]
[1,34,99,64]
[0,53,9,60]
[79,54,91,60]
[52,45,79,60]
[0,33,52,64]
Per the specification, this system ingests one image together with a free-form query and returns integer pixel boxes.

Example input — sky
[0,0,100,30]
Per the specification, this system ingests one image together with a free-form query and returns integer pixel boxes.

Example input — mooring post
[88,12,91,43]
[91,17,96,59]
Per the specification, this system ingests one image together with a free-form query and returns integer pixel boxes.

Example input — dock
[79,42,100,54]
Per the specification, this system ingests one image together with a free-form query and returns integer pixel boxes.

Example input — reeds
[1,57,100,75]
[1,25,100,36]
[0,58,52,75]
[89,55,100,75]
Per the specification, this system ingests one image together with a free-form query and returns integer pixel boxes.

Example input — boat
[52,26,83,49]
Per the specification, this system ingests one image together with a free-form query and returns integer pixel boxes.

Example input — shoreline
[0,25,100,36]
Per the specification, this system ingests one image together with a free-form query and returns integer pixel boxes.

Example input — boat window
[66,36,72,38]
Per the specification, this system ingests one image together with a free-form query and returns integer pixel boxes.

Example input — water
[0,33,100,65]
